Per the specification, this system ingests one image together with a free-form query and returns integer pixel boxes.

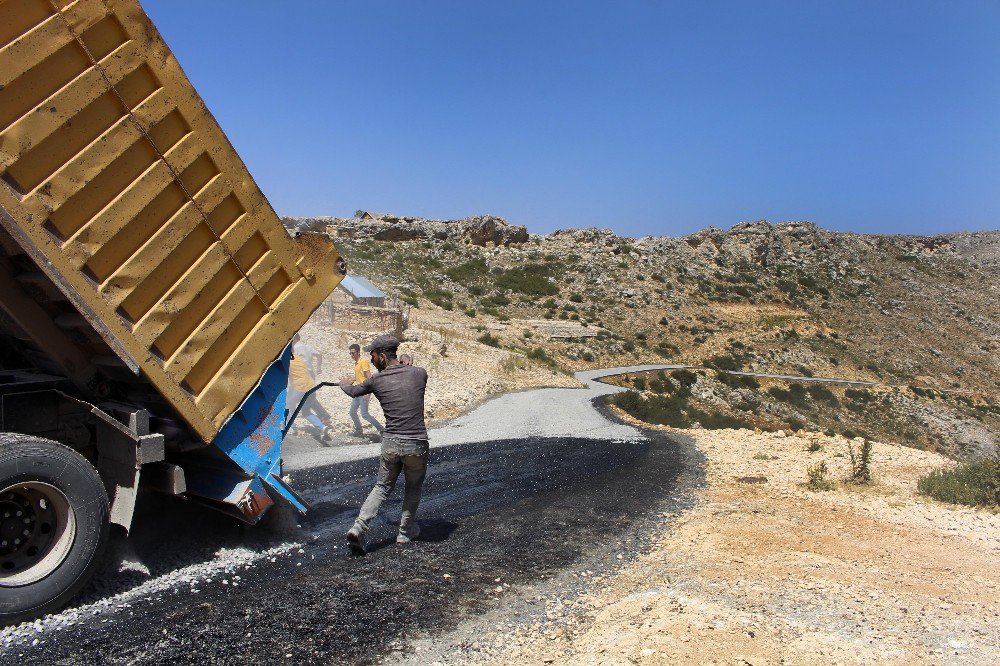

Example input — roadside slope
[462,425,1000,665]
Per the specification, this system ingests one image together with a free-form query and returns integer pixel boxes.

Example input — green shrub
[494,264,559,297]
[611,391,690,427]
[465,308,477,317]
[797,274,819,290]
[424,287,454,309]
[768,386,791,401]
[918,457,1000,507]
[569,293,584,303]
[527,347,554,364]
[777,280,798,296]
[848,439,874,484]
[446,258,489,284]
[788,383,810,408]
[632,377,646,391]
[477,332,500,348]
[807,441,823,452]
[479,293,507,307]
[845,388,874,403]
[693,409,756,430]
[717,371,759,390]
[807,461,833,491]
[611,389,754,430]
[807,384,840,406]
[705,354,741,371]
[671,369,698,387]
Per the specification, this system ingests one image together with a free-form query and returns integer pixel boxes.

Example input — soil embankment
[461,420,1000,665]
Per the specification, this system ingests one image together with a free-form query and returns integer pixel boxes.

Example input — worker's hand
[339,374,354,386]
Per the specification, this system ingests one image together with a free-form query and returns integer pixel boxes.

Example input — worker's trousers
[287,389,331,431]
[350,395,384,433]
[354,436,428,538]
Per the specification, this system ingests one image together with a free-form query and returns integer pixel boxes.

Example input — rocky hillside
[287,213,529,246]
[284,213,999,457]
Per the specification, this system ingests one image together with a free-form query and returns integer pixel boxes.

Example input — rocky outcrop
[461,215,529,246]
[284,213,529,247]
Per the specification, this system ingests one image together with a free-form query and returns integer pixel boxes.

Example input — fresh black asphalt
[2,400,702,665]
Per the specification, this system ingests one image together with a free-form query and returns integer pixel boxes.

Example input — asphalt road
[0,366,702,665]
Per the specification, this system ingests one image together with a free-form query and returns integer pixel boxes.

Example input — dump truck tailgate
[0,0,343,443]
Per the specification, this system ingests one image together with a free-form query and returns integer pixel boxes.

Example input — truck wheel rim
[0,483,76,587]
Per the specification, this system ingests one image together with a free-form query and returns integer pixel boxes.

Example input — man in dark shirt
[339,335,429,555]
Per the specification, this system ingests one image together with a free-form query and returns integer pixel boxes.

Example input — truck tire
[0,434,110,625]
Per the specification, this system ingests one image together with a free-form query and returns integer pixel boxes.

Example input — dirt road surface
[0,367,702,665]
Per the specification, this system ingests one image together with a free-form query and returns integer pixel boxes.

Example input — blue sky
[142,1,1000,237]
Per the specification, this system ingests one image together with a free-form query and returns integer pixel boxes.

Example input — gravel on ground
[456,418,1000,666]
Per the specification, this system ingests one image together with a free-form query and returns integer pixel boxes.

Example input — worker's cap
[364,335,400,353]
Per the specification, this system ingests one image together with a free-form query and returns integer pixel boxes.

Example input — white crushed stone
[0,542,300,648]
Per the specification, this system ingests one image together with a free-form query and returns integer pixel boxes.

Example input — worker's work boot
[396,522,421,544]
[345,525,365,556]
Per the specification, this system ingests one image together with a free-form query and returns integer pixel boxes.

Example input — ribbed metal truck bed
[1,2,349,621]
[0,0,343,443]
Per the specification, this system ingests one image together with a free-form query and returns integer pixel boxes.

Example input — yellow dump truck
[0,0,345,622]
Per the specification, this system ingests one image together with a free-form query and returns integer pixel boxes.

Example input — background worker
[340,335,429,555]
[399,353,413,366]
[287,334,335,442]
[293,333,323,378]
[348,343,384,439]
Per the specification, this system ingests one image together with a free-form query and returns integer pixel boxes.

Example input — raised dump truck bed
[0,0,344,622]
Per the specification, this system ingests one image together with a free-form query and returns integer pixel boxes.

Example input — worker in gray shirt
[339,335,428,555]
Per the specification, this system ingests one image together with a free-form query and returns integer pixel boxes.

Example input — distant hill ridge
[284,213,529,246]
[284,212,998,457]
[284,214,998,267]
